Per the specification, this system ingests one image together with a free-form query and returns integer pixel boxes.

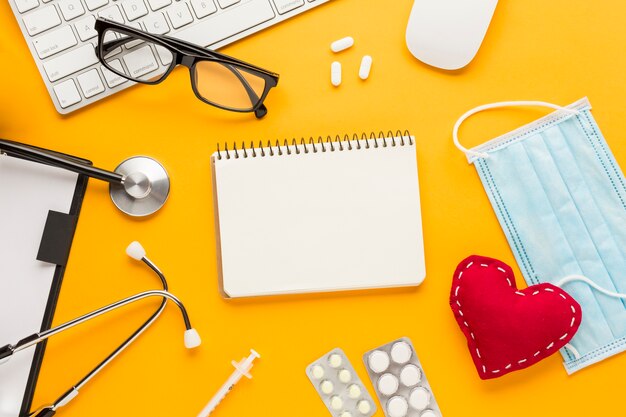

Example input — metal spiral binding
[216,130,413,160]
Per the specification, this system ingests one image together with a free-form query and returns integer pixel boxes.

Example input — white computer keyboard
[9,0,329,114]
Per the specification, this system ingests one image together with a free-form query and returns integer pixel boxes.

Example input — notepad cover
[211,136,426,298]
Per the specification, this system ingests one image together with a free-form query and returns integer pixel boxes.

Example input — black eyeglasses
[94,18,279,118]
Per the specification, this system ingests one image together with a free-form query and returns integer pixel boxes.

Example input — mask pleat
[541,123,626,336]
[562,115,626,268]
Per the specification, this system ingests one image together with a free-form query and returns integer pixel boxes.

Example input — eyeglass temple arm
[221,64,267,119]
[0,139,124,184]
[100,37,130,54]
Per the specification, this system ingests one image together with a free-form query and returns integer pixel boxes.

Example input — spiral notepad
[211,131,425,298]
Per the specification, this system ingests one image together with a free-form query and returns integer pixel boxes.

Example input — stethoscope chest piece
[110,156,170,217]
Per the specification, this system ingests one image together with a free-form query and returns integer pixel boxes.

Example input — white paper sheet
[0,155,78,417]
[212,137,426,297]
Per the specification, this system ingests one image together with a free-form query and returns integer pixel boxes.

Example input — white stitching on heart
[453,259,579,377]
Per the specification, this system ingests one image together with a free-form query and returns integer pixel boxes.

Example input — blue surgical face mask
[454,98,626,373]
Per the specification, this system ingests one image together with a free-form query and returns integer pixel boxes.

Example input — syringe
[196,349,260,417]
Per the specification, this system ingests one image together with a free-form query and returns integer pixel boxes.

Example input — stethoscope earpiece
[0,241,199,416]
[110,156,170,217]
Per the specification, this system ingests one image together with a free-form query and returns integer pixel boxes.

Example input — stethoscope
[0,242,201,417]
[0,139,170,217]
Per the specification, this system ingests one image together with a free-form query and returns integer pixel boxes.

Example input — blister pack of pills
[363,338,442,417]
[307,348,378,417]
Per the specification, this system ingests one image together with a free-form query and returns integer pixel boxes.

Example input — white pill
[358,400,372,415]
[409,387,430,410]
[421,411,437,417]
[331,61,342,87]
[311,365,325,379]
[390,341,412,364]
[330,396,343,410]
[400,364,421,387]
[359,55,373,80]
[321,380,334,394]
[339,369,352,383]
[328,353,343,368]
[368,350,390,373]
[341,412,353,417]
[348,384,362,399]
[378,373,399,396]
[331,36,354,53]
[387,396,409,417]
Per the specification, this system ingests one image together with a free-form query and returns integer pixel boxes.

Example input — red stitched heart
[450,255,582,379]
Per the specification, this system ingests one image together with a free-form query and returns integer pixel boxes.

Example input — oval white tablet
[409,387,430,410]
[348,384,362,399]
[421,410,437,417]
[387,396,409,417]
[378,373,399,396]
[311,365,325,379]
[321,380,334,394]
[341,412,353,417]
[368,350,390,373]
[359,55,373,80]
[330,396,343,410]
[339,369,352,383]
[400,364,421,387]
[358,400,372,415]
[331,36,354,53]
[328,353,343,368]
[390,341,412,364]
[331,61,342,87]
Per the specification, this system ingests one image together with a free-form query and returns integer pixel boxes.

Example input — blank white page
[211,136,425,298]
[0,155,78,417]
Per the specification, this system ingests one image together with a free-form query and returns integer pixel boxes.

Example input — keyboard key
[122,44,159,78]
[190,0,217,18]
[101,61,128,87]
[84,0,108,10]
[217,0,239,7]
[33,25,77,59]
[43,43,99,82]
[98,4,124,23]
[77,69,105,97]
[143,12,170,34]
[53,79,82,108]
[75,15,97,41]
[175,0,275,47]
[22,5,62,36]
[147,0,170,11]
[272,0,303,14]
[14,0,39,14]
[167,2,193,29]
[58,0,85,20]
[122,0,148,21]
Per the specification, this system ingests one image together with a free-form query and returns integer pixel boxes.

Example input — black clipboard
[0,146,90,417]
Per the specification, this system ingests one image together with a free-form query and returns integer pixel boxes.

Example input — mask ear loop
[453,101,581,160]
[555,274,626,360]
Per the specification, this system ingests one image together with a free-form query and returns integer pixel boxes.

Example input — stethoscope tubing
[72,257,167,391]
[14,289,191,355]
[24,255,185,416]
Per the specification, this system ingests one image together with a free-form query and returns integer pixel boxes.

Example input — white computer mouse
[406,0,498,70]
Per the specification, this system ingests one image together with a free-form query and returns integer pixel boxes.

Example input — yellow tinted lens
[194,60,266,110]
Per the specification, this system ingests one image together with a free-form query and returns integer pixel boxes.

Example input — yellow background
[2,0,626,416]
